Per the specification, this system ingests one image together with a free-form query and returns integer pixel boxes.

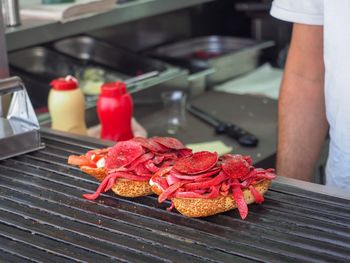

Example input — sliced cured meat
[144,160,160,173]
[183,171,227,191]
[152,137,187,150]
[85,148,111,159]
[69,136,191,199]
[174,151,218,174]
[105,141,144,169]
[68,155,97,168]
[222,155,250,179]
[83,171,150,200]
[221,153,252,166]
[178,148,193,157]
[158,181,186,203]
[172,167,221,181]
[132,137,167,152]
[249,185,264,204]
[150,150,276,219]
[134,163,151,176]
[153,155,165,165]
[127,152,154,171]
[232,181,248,220]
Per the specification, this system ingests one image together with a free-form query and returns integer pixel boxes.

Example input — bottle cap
[100,81,127,97]
[50,76,78,91]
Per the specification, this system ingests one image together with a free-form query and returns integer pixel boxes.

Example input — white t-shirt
[271,0,350,191]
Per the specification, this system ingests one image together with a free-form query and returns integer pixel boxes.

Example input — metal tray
[9,47,85,111]
[149,36,274,85]
[52,35,189,104]
[9,38,188,121]
[9,46,128,108]
[53,36,168,76]
[9,47,82,81]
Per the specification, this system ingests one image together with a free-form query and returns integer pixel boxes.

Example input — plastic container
[97,81,133,141]
[48,76,87,135]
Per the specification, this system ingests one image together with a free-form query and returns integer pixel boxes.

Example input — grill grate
[0,131,349,263]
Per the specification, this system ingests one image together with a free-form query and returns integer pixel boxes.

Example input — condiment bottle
[48,76,87,135]
[97,81,133,141]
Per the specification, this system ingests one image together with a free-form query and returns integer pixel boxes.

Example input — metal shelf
[6,0,215,52]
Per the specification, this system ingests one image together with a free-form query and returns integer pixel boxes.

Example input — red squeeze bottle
[97,81,133,141]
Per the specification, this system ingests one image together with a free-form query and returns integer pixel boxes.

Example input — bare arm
[277,23,328,181]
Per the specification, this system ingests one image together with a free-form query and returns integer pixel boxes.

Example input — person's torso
[323,1,350,189]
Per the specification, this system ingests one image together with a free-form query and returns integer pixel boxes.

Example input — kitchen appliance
[0,76,44,160]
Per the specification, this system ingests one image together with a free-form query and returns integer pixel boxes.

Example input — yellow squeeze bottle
[48,76,87,135]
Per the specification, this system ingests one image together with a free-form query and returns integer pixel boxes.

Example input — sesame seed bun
[80,166,153,197]
[152,180,271,217]
[111,179,153,197]
[150,184,163,196]
[80,166,107,181]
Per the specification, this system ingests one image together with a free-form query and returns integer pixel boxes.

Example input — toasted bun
[80,167,152,197]
[111,178,153,197]
[153,180,271,217]
[150,184,163,196]
[80,166,107,181]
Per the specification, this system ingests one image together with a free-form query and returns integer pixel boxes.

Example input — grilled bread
[171,180,270,217]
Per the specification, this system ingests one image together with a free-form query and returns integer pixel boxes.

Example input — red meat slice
[132,137,168,152]
[126,152,154,171]
[158,181,186,203]
[183,171,226,190]
[172,167,221,181]
[153,155,165,165]
[85,148,111,159]
[166,173,181,186]
[105,141,144,169]
[134,163,151,176]
[174,151,218,174]
[178,148,193,157]
[68,155,97,168]
[232,180,248,219]
[221,154,252,166]
[152,137,187,150]
[249,185,264,204]
[83,171,150,200]
[144,160,159,173]
[222,155,250,179]
[174,185,220,199]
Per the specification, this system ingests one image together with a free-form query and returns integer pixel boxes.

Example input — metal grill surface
[0,131,349,263]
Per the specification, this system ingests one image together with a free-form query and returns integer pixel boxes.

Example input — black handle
[227,124,259,147]
[215,123,259,147]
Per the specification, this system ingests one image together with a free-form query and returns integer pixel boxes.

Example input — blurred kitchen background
[0,0,327,183]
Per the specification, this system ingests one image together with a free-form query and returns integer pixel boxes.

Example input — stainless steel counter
[139,91,278,167]
[6,0,215,52]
